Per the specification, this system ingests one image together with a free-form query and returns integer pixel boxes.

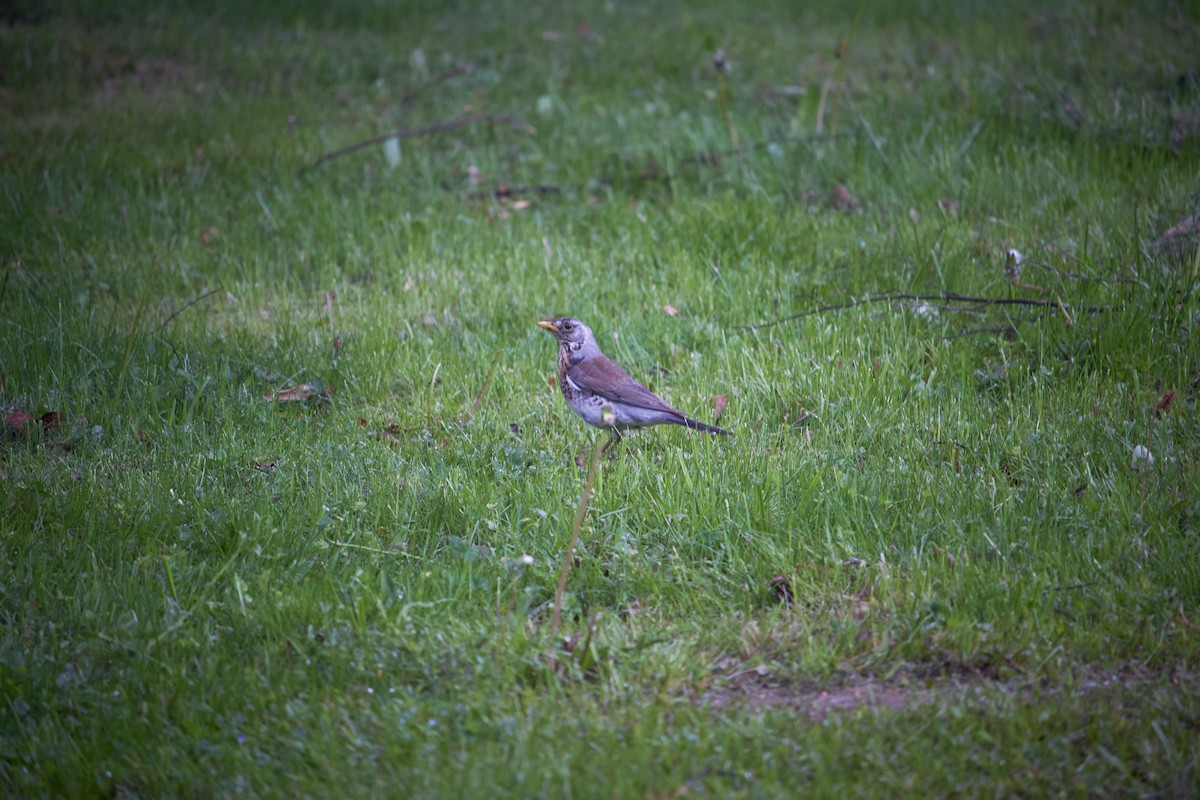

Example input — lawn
[2,0,1199,796]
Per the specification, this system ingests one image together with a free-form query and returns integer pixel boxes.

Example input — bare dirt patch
[702,662,1193,721]
[704,671,954,720]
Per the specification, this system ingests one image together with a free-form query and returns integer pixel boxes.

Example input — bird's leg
[603,429,623,458]
[599,407,622,454]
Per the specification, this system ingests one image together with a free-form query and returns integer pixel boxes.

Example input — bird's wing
[565,357,679,413]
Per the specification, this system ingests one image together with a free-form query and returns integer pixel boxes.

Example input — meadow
[2,0,1198,795]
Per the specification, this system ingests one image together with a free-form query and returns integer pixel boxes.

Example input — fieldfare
[537,317,731,436]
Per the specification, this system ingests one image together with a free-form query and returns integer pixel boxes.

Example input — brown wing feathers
[565,358,680,414]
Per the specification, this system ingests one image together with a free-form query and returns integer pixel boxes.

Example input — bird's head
[536,317,599,354]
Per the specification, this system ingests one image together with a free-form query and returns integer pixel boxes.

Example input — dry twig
[737,292,1109,332]
[154,287,220,336]
[396,61,473,109]
[308,114,536,170]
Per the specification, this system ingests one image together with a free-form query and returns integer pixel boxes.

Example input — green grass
[3,0,1199,796]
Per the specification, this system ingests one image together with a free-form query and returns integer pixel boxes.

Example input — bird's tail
[680,416,733,436]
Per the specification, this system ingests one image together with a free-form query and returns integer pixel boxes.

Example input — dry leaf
[769,575,794,606]
[831,182,859,211]
[1155,390,1176,417]
[661,304,678,317]
[372,422,404,446]
[4,410,31,431]
[1161,214,1196,240]
[932,547,957,568]
[512,199,531,211]
[264,384,315,402]
[39,411,60,433]
[713,394,728,420]
[200,226,221,246]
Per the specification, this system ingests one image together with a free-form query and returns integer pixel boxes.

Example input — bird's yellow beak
[536,320,559,332]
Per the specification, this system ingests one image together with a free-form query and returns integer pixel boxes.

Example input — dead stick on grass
[737,292,1109,331]
[550,428,615,640]
[397,61,473,108]
[308,114,536,170]
[153,287,220,336]
[464,184,563,200]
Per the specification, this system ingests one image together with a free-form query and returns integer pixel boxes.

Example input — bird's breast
[557,348,589,403]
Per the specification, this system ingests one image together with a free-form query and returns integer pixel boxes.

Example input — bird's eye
[562,322,574,330]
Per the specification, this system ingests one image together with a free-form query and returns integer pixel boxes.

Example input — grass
[2,0,1199,795]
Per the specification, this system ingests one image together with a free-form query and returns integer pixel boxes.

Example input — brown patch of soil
[705,672,950,720]
[702,662,1193,721]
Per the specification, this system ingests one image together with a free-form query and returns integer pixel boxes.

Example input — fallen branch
[308,114,536,170]
[464,184,563,201]
[736,292,1110,332]
[397,61,473,109]
[154,287,220,336]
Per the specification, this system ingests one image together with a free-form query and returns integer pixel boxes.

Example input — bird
[536,317,731,437]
